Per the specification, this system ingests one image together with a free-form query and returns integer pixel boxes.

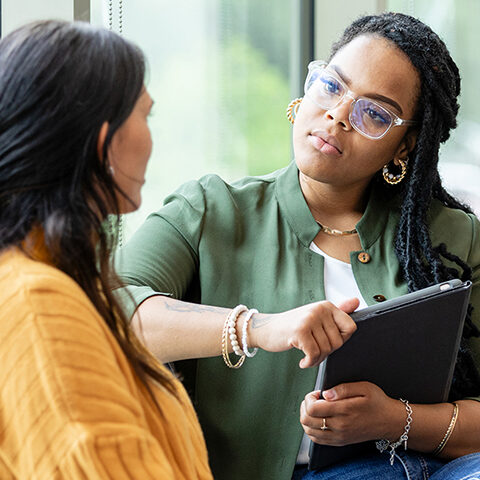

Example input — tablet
[308,279,472,470]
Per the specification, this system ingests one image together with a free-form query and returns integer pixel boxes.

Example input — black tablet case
[308,279,472,471]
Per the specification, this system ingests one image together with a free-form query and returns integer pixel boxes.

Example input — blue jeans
[292,451,480,480]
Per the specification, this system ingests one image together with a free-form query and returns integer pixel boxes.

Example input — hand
[248,298,358,368]
[300,382,405,446]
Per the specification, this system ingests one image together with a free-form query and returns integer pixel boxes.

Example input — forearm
[388,399,480,458]
[132,295,239,363]
[302,383,480,458]
[131,295,358,366]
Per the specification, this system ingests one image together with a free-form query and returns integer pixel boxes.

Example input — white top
[296,242,368,465]
[309,242,369,311]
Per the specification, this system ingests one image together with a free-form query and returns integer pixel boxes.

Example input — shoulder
[0,248,104,341]
[162,165,288,210]
[381,191,479,262]
[150,166,289,244]
[428,200,480,262]
[429,199,477,229]
[1,248,85,294]
[0,250,138,418]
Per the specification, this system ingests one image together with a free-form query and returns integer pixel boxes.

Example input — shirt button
[373,294,387,302]
[357,252,371,263]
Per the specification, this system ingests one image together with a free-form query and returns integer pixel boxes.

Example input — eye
[363,105,389,124]
[320,76,342,95]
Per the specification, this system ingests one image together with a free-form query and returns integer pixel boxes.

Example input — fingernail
[323,389,335,400]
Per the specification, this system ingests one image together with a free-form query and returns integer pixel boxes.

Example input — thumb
[337,297,360,314]
[322,382,369,401]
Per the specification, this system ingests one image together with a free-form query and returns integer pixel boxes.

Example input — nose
[324,94,354,131]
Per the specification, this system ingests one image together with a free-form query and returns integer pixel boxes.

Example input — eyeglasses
[304,61,416,140]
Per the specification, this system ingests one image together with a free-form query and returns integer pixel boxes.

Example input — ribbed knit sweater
[0,248,213,480]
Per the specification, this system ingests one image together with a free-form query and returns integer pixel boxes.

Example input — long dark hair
[0,21,176,400]
[330,12,480,399]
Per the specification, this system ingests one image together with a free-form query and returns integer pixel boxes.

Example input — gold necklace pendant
[316,221,358,236]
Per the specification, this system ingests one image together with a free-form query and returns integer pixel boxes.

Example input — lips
[309,130,342,155]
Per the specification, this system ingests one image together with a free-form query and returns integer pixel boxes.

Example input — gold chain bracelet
[432,402,459,456]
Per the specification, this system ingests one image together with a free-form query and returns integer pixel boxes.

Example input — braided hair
[330,12,480,400]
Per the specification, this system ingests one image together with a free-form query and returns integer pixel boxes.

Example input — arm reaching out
[132,295,358,367]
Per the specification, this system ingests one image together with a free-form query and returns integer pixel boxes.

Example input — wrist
[385,398,410,441]
[235,308,261,354]
[376,398,413,466]
[221,305,260,368]
[235,311,248,350]
[245,311,261,349]
[240,310,279,351]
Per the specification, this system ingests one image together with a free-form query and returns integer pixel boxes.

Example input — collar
[275,161,392,250]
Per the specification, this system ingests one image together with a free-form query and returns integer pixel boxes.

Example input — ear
[97,122,109,161]
[393,129,418,166]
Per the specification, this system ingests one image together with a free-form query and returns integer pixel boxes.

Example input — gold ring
[320,417,328,431]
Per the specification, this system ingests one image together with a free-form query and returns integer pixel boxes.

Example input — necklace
[315,221,358,237]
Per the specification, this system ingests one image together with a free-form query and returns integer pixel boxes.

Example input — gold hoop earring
[286,97,302,124]
[383,158,408,185]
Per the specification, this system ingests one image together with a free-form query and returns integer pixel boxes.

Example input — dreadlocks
[330,12,480,399]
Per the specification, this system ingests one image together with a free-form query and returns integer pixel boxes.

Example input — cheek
[125,124,152,170]
[133,119,152,159]
[348,136,399,174]
[292,102,319,149]
[144,127,153,160]
[294,99,318,129]
[109,125,152,188]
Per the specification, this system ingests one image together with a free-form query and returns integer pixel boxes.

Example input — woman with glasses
[116,12,480,480]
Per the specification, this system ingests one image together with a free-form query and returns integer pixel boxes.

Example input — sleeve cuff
[114,285,172,320]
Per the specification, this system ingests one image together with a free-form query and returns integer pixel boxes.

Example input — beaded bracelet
[229,306,247,357]
[432,403,459,456]
[221,305,247,369]
[375,398,413,466]
[242,308,258,357]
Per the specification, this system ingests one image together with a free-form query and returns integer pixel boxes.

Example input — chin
[296,158,345,186]
[296,155,324,180]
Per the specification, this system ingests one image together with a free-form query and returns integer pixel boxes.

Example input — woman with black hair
[116,12,480,480]
[0,21,214,479]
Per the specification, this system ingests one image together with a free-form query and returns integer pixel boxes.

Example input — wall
[1,0,90,37]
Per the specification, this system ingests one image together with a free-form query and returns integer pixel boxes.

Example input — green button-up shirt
[116,161,480,480]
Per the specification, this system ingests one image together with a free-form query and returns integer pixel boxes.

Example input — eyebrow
[330,64,404,115]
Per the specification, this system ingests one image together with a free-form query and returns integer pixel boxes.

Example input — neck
[299,172,370,226]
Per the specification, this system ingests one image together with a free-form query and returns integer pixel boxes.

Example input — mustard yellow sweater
[0,248,213,480]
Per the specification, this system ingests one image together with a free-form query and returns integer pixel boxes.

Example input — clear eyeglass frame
[304,60,416,140]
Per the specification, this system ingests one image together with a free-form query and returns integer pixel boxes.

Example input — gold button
[357,252,371,264]
[373,294,387,302]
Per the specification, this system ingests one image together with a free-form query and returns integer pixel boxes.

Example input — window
[28,0,473,229]
[92,0,293,239]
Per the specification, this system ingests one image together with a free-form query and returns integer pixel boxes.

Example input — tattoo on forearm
[163,298,224,314]
[161,298,273,329]
[252,314,274,329]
